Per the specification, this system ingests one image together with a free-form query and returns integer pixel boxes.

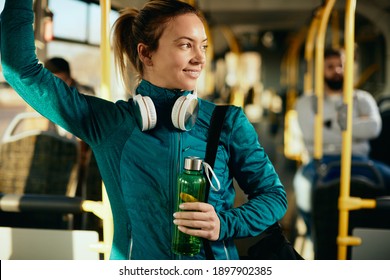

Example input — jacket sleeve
[0,0,128,146]
[352,90,382,140]
[217,107,287,240]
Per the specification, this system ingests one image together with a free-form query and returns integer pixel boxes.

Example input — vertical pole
[313,0,336,161]
[331,10,341,50]
[100,0,113,260]
[337,0,356,260]
[100,0,111,101]
[304,8,322,95]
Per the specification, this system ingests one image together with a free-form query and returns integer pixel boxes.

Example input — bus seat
[311,160,390,259]
[0,112,80,229]
[370,96,390,166]
[0,226,99,260]
[351,227,390,260]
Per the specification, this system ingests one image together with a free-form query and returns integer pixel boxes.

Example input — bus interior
[0,0,390,260]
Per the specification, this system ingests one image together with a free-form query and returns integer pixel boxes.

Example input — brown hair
[112,0,203,93]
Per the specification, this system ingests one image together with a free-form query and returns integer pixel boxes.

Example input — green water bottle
[172,156,206,256]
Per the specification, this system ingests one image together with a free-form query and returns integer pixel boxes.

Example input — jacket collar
[134,80,194,128]
[136,79,192,108]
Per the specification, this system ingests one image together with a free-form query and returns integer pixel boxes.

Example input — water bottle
[172,156,206,256]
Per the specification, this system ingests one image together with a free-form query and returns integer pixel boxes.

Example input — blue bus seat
[311,160,390,259]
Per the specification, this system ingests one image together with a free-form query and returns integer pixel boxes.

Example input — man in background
[45,57,96,96]
[293,48,390,237]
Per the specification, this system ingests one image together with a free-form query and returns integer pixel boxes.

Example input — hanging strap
[203,105,229,260]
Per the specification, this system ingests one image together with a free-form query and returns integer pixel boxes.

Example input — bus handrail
[99,0,113,260]
[0,192,113,257]
[304,7,323,95]
[337,0,357,260]
[313,0,336,161]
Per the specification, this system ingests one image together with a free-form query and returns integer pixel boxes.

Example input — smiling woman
[1,0,287,260]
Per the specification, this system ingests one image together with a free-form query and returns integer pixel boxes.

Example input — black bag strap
[204,105,229,199]
[203,105,229,260]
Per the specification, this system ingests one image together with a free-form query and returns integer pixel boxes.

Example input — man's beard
[325,77,343,91]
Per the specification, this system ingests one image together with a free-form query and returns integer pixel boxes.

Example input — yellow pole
[287,28,307,111]
[337,0,356,260]
[304,8,323,94]
[283,28,307,161]
[280,53,287,88]
[220,26,241,55]
[100,0,111,101]
[100,0,114,260]
[331,10,341,50]
[314,0,336,161]
[285,39,295,112]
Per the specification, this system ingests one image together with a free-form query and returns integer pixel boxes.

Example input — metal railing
[0,189,113,260]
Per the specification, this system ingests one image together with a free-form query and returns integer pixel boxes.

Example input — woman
[1,0,287,260]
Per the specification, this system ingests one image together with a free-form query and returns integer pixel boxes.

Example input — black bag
[205,106,303,260]
[247,222,304,260]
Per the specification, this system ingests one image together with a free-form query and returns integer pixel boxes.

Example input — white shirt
[296,89,382,157]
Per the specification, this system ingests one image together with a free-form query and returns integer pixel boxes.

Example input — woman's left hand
[173,202,220,241]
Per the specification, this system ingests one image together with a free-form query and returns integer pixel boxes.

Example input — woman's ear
[137,43,153,66]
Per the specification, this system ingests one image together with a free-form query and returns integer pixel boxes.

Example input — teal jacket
[1,0,287,260]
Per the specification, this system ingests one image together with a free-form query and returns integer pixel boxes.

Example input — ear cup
[171,96,186,130]
[133,95,157,131]
[171,94,199,131]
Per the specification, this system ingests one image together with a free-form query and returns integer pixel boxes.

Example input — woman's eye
[181,43,191,48]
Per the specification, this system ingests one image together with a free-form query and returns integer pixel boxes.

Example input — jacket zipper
[223,241,230,260]
[170,131,182,259]
[128,234,133,259]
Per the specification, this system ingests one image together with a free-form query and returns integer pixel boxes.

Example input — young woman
[1,0,287,260]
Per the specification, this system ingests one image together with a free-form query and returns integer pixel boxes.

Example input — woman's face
[142,13,207,91]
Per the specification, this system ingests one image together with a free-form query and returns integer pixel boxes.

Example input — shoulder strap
[203,105,229,260]
[204,105,229,196]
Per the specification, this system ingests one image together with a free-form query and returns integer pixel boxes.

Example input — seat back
[351,228,390,260]
[370,97,390,166]
[0,133,79,195]
[312,160,389,259]
[0,112,80,229]
[0,227,99,260]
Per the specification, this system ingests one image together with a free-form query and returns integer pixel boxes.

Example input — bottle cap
[184,156,203,171]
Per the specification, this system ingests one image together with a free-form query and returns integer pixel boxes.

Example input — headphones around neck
[133,90,199,131]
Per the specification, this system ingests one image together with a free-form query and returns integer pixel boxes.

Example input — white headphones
[133,90,199,131]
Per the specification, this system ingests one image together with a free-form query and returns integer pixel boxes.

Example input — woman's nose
[192,48,206,65]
